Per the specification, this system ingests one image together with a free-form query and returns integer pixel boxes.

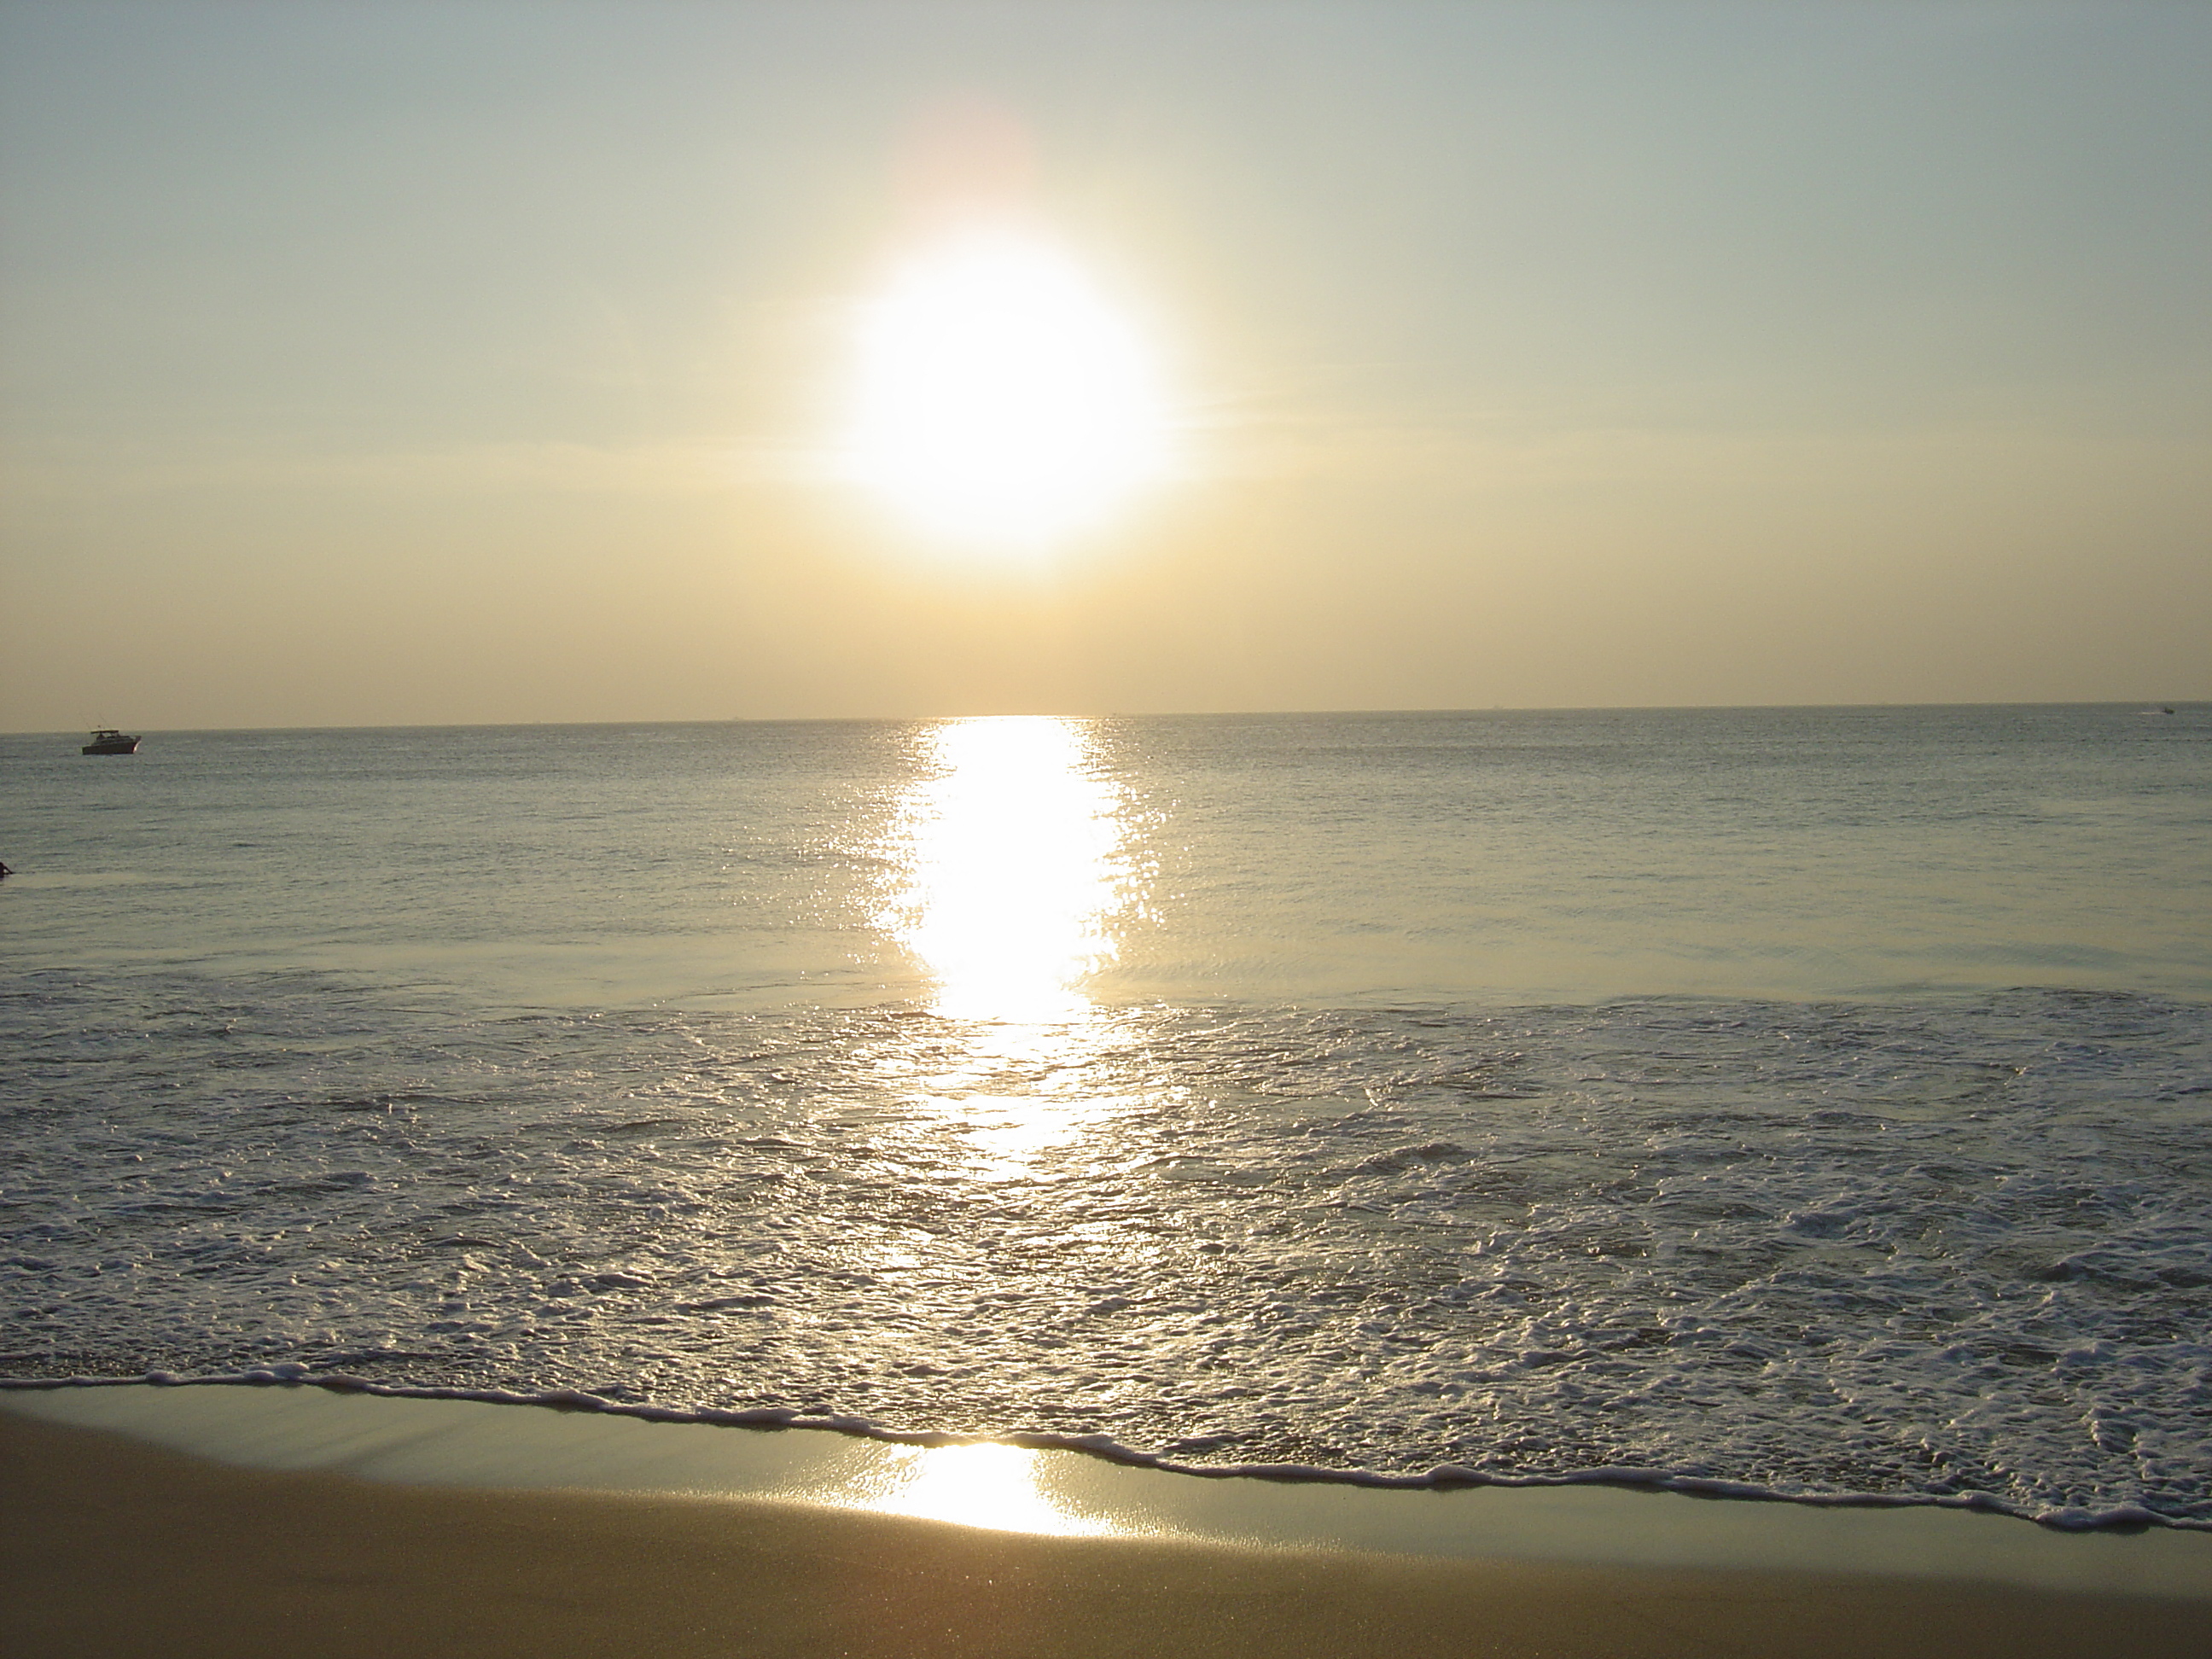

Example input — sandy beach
[6,1389,2211,1659]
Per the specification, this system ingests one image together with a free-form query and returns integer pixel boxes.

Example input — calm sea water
[3,707,2209,1523]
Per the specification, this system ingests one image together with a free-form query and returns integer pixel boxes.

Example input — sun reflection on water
[860,714,1139,1318]
[888,717,1127,1023]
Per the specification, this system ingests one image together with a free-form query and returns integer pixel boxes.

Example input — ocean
[3,706,2208,1526]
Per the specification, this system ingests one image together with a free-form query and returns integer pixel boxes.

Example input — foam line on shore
[3,1368,2196,1534]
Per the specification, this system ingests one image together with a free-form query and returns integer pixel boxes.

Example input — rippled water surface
[3,707,2209,1522]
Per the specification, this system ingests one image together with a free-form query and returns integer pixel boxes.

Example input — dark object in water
[82,729,140,755]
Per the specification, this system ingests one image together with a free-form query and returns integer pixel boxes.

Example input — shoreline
[6,1405,2211,1659]
[4,1371,2204,1539]
[8,1380,2212,1658]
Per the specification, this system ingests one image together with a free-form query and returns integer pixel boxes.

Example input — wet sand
[7,1401,2212,1658]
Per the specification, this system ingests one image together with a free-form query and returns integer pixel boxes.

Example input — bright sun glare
[847,230,1167,547]
[890,716,1125,1022]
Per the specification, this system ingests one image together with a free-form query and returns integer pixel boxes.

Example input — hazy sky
[3,0,2206,730]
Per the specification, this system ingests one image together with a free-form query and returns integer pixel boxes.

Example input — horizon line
[5,699,2200,738]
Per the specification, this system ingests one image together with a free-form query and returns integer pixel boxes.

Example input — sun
[844,228,1168,548]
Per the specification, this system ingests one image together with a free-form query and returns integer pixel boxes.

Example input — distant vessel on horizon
[81,729,140,755]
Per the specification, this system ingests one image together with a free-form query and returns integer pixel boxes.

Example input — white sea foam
[4,979,2208,1526]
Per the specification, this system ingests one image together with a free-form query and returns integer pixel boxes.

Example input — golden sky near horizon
[2,0,2207,730]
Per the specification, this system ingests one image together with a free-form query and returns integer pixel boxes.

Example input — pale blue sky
[3,1,2206,727]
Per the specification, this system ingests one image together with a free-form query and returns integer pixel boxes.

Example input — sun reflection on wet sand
[834,1441,1114,1536]
[888,716,1128,1024]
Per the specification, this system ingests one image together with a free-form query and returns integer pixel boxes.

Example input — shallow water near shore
[8,1382,2212,1600]
[4,707,2209,1526]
